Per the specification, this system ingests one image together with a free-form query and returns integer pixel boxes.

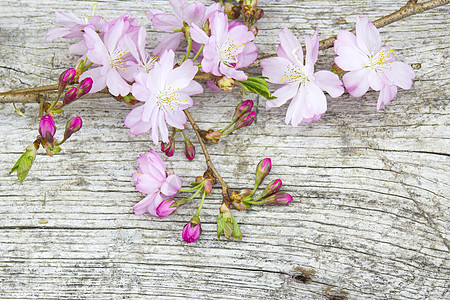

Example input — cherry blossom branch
[250,0,449,67]
[184,109,230,200]
[0,74,215,104]
[0,0,447,104]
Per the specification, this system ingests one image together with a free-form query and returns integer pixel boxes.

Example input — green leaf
[236,76,276,100]
[217,214,224,241]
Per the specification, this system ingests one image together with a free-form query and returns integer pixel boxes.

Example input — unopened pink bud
[58,68,76,92]
[204,180,212,195]
[255,8,264,21]
[64,116,83,140]
[263,192,293,205]
[63,87,78,106]
[156,199,177,217]
[259,179,282,199]
[162,136,175,157]
[184,139,195,161]
[255,158,271,187]
[234,111,256,130]
[232,100,254,122]
[39,114,56,147]
[77,77,93,98]
[182,216,202,243]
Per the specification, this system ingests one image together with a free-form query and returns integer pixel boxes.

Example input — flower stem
[181,28,193,63]
[192,44,204,62]
[184,109,230,200]
[179,185,201,193]
[195,191,207,217]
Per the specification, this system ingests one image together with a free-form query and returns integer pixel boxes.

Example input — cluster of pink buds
[49,68,93,113]
[201,99,256,144]
[229,158,293,211]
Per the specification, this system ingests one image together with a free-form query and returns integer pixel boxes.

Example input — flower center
[80,3,97,24]
[140,54,158,73]
[366,46,394,71]
[109,46,129,70]
[282,64,309,86]
[218,40,245,67]
[156,87,187,115]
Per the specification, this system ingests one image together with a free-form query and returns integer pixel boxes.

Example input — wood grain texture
[0,0,449,299]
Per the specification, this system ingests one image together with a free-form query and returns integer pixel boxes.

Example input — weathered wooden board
[0,0,449,299]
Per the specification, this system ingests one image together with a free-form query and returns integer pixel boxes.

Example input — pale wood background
[0,0,449,299]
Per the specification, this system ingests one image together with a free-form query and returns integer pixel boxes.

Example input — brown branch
[250,0,449,68]
[184,109,230,200]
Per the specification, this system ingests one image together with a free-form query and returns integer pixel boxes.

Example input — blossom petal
[334,30,358,53]
[133,192,158,215]
[147,193,164,216]
[305,30,319,70]
[385,61,415,90]
[165,110,186,129]
[377,84,398,110]
[219,63,247,81]
[355,16,381,55]
[301,82,327,120]
[79,67,107,93]
[335,45,368,71]
[153,32,184,57]
[278,27,303,65]
[179,80,203,96]
[124,105,152,135]
[285,91,303,127]
[342,68,371,97]
[368,69,386,91]
[266,84,298,110]
[106,68,130,96]
[314,70,344,98]
[190,24,210,44]
[161,174,182,196]
[151,13,182,31]
[166,59,198,90]
[260,57,291,85]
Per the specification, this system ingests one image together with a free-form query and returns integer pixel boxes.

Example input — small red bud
[234,111,256,130]
[263,192,293,205]
[232,100,254,122]
[255,158,271,187]
[58,68,76,92]
[204,180,213,195]
[64,116,83,140]
[184,139,195,161]
[77,77,93,98]
[259,179,282,199]
[62,87,78,106]
[39,115,56,148]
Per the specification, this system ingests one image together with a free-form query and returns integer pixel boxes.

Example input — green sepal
[51,145,62,153]
[230,214,242,241]
[9,146,37,183]
[236,76,276,100]
[217,213,224,241]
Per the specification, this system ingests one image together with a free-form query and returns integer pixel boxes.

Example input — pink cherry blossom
[334,16,415,110]
[147,0,222,56]
[190,11,258,81]
[123,27,158,75]
[124,50,203,144]
[79,20,136,96]
[132,150,182,216]
[261,28,344,126]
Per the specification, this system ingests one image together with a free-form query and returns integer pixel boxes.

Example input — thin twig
[184,109,230,200]
[250,0,449,67]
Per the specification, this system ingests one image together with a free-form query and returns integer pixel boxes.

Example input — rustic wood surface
[0,0,449,299]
